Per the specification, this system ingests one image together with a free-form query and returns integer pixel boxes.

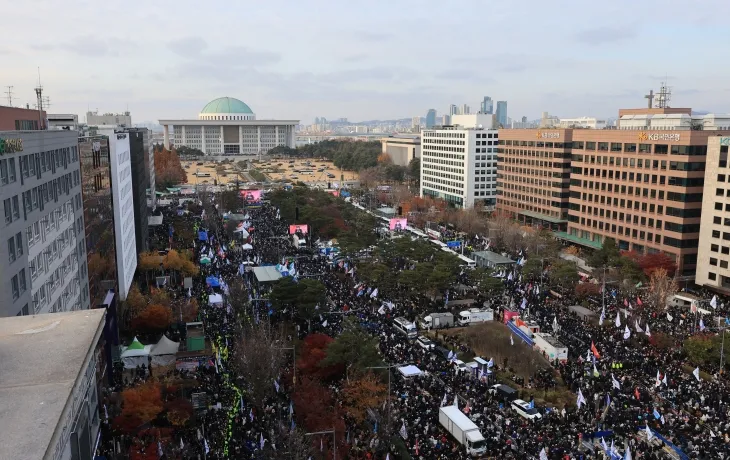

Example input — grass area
[432,322,575,408]
[248,169,268,182]
[681,363,712,381]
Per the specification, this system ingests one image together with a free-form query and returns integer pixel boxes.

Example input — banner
[289,224,309,235]
[326,189,340,197]
[389,218,407,231]
[240,190,262,201]
[446,240,461,248]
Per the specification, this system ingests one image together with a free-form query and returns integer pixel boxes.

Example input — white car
[452,359,469,374]
[416,336,435,350]
[511,399,542,420]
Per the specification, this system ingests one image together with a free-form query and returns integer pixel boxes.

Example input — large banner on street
[240,190,262,201]
[289,224,309,235]
[389,218,407,231]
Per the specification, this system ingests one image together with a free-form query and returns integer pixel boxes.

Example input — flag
[661,414,665,424]
[711,295,718,309]
[700,318,706,331]
[415,437,419,455]
[520,297,527,309]
[576,389,586,408]
[274,380,280,393]
[539,447,548,460]
[289,401,294,419]
[693,367,701,381]
[624,298,628,307]
[322,320,328,327]
[636,296,643,306]
[487,357,494,368]
[454,394,459,408]
[655,370,661,387]
[667,312,673,322]
[593,364,599,377]
[605,393,611,408]
[441,393,448,407]
[601,438,609,452]
[624,445,632,460]
[634,387,640,400]
[599,309,605,326]
[615,312,621,328]
[645,425,654,441]
[653,408,661,419]
[635,320,643,333]
[645,323,651,337]
[623,325,631,340]
[662,373,667,386]
[591,341,601,359]
[374,421,378,433]
[611,373,621,390]
[260,433,266,449]
[250,408,254,421]
[510,335,514,346]
[180,438,184,449]
[400,421,408,440]
[158,441,163,457]
[204,439,210,454]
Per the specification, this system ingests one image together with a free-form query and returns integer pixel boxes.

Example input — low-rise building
[380,135,421,167]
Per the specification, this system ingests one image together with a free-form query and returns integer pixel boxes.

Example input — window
[11,274,19,300]
[8,158,16,182]
[709,272,717,281]
[4,198,11,224]
[19,269,26,293]
[711,258,718,266]
[8,237,15,263]
[16,233,22,257]
[722,260,729,269]
[12,196,19,220]
[712,244,719,252]
[0,159,7,184]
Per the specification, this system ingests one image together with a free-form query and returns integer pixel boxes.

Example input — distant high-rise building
[521,116,528,123]
[496,101,507,127]
[425,109,437,128]
[480,97,493,114]
[449,104,458,116]
[86,111,132,127]
[461,104,470,115]
[442,115,450,125]
[411,116,421,131]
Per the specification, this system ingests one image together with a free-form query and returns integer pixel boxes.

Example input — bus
[458,254,477,268]
[393,317,417,339]
[195,172,211,178]
[430,239,448,249]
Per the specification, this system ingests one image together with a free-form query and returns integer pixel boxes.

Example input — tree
[342,372,387,424]
[154,147,187,188]
[297,333,342,380]
[132,304,173,332]
[522,258,543,280]
[233,323,287,407]
[468,268,504,295]
[121,381,164,425]
[377,153,393,164]
[548,260,579,288]
[322,318,382,379]
[588,237,620,268]
[575,283,600,298]
[638,252,677,277]
[165,398,194,427]
[126,283,147,319]
[646,268,678,311]
[269,277,326,324]
[684,334,722,367]
[408,157,420,185]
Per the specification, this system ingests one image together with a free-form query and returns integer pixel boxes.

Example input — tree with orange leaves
[165,398,194,426]
[126,283,147,319]
[342,372,387,424]
[121,381,164,424]
[377,153,392,164]
[132,304,173,332]
[154,147,187,188]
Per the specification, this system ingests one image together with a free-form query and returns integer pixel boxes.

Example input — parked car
[488,384,518,402]
[511,399,542,420]
[452,359,469,374]
[417,336,435,350]
[433,345,451,360]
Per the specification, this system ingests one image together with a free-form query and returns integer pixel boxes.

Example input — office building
[497,105,730,276]
[86,110,132,128]
[481,96,493,114]
[159,96,298,155]
[496,101,508,127]
[380,135,421,167]
[0,309,106,460]
[449,104,458,116]
[0,130,89,317]
[696,136,730,291]
[78,136,119,307]
[47,114,80,131]
[461,104,470,115]
[425,109,437,129]
[0,105,47,130]
[557,117,607,130]
[107,132,138,300]
[420,114,497,209]
[411,116,421,130]
[618,111,730,131]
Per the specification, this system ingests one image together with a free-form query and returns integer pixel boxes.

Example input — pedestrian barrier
[507,321,534,346]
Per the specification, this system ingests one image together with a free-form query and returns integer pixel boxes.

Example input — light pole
[305,429,336,460]
[366,363,410,432]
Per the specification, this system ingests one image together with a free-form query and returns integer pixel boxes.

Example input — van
[393,317,417,339]
[511,399,542,420]
[488,384,518,402]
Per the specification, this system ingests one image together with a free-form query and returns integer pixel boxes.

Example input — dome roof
[200,97,253,114]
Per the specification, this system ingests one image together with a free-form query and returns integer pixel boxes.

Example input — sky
[4,0,730,125]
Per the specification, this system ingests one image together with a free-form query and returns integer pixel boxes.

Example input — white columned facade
[275,126,279,145]
[181,125,187,145]
[201,125,206,154]
[163,125,170,149]
[257,126,261,153]
[239,126,244,154]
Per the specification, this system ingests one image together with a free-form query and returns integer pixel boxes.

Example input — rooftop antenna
[5,86,13,106]
[34,67,45,129]
[655,80,671,109]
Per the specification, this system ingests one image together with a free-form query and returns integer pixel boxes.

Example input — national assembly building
[159,97,298,155]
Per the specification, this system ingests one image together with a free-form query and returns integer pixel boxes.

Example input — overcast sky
[4,0,730,125]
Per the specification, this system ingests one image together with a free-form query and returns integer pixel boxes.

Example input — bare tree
[646,268,678,311]
[488,212,522,252]
[278,426,313,460]
[233,322,287,408]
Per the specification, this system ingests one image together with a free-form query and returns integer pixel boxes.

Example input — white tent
[209,293,223,306]
[397,365,423,378]
[150,335,180,366]
[120,337,152,369]
[234,229,250,238]
[241,243,253,250]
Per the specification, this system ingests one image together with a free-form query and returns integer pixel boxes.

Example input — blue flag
[653,408,661,419]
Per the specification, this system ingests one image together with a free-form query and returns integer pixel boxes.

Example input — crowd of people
[101,187,730,460]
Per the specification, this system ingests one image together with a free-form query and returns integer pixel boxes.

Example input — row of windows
[571,218,698,248]
[500,139,708,156]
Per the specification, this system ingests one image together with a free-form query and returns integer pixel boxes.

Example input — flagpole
[721,325,726,374]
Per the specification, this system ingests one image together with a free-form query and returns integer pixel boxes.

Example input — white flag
[611,373,621,390]
[204,439,210,454]
[576,389,586,408]
[322,320,328,327]
[553,316,559,331]
[624,445,632,460]
[615,312,621,328]
[599,309,605,326]
[666,312,673,322]
[635,320,643,333]
[693,367,701,381]
[454,394,459,408]
[539,447,548,460]
[510,335,514,346]
[711,295,718,309]
[623,325,631,340]
[655,370,661,387]
[700,318,706,331]
[661,415,665,424]
[645,425,654,441]
[441,393,448,407]
[662,373,667,386]
[399,421,408,440]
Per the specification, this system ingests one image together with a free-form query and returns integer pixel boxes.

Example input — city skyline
[3,0,730,124]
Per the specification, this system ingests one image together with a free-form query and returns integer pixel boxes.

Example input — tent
[200,256,211,265]
[209,293,223,306]
[198,231,208,241]
[241,243,253,250]
[120,337,152,369]
[206,276,221,287]
[150,335,180,366]
[397,365,423,378]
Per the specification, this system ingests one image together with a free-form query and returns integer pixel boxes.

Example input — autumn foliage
[165,398,194,426]
[622,250,677,277]
[154,147,187,188]
[132,304,173,332]
[120,382,164,426]
[297,333,342,380]
[342,373,387,424]
[575,283,600,298]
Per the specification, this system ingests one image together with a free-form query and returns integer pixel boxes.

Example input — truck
[291,234,306,249]
[532,332,569,363]
[439,405,487,456]
[419,312,454,330]
[457,308,494,326]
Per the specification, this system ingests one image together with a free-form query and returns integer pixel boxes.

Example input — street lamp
[366,363,410,432]
[305,429,336,460]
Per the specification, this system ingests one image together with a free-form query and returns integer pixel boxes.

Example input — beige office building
[696,136,730,291]
[380,135,421,167]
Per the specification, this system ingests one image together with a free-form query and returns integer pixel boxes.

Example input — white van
[393,317,418,339]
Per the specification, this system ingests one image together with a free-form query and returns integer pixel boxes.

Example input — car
[452,359,469,374]
[489,384,518,402]
[511,399,542,420]
[416,336,435,350]
[196,162,204,165]
[432,345,451,360]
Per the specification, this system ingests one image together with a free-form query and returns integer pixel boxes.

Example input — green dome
[200,97,253,114]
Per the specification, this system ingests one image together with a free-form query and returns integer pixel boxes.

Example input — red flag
[634,387,640,400]
[415,438,419,455]
[624,299,629,307]
[636,296,643,306]
[591,342,601,359]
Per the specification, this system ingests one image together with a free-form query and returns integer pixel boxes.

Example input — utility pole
[4,86,13,106]
[305,429,336,460]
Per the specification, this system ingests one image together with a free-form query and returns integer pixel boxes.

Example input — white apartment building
[0,130,89,317]
[420,114,498,209]
[696,136,730,292]
[47,114,79,131]
[618,112,730,131]
[86,110,132,127]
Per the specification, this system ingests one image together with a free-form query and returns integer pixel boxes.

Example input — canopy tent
[200,256,211,265]
[148,215,163,226]
[198,231,209,241]
[150,335,180,366]
[397,365,423,378]
[241,243,253,250]
[167,187,182,193]
[253,266,283,284]
[209,293,224,306]
[120,337,153,369]
[206,276,221,287]
[234,228,250,238]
